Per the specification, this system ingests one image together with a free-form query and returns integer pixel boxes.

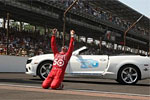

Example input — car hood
[29,54,54,60]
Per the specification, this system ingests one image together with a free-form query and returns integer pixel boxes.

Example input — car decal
[77,59,99,68]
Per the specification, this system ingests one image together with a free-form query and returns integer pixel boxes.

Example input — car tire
[117,65,140,85]
[37,61,53,80]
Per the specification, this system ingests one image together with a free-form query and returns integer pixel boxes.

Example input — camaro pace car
[26,46,150,85]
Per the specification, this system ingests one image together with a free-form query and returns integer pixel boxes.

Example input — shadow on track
[63,79,150,87]
[0,79,42,84]
[0,78,149,87]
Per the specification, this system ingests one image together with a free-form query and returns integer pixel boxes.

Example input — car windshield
[79,47,100,55]
[77,46,139,56]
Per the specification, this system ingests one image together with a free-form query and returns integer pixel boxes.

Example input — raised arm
[66,30,75,60]
[51,28,58,56]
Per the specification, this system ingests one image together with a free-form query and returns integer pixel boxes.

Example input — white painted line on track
[0,83,41,89]
[0,83,149,97]
[70,89,150,97]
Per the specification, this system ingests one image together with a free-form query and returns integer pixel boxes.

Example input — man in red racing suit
[42,28,75,89]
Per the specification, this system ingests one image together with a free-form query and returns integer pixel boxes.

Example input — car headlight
[26,59,32,64]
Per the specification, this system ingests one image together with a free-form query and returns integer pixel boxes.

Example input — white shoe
[56,83,64,90]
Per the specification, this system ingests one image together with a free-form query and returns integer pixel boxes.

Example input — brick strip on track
[0,84,149,100]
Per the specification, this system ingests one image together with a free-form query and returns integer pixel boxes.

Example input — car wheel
[38,61,53,80]
[117,65,139,85]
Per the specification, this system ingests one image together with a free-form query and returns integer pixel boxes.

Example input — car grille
[26,59,32,64]
[26,68,28,72]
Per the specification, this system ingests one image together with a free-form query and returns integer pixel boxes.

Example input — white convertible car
[26,46,150,85]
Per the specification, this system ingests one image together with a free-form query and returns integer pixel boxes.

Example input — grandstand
[0,0,149,56]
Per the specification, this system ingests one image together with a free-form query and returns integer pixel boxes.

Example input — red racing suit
[42,35,74,89]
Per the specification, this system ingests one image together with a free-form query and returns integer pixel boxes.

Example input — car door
[68,55,109,75]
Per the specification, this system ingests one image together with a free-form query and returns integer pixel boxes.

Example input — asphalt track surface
[0,73,149,100]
